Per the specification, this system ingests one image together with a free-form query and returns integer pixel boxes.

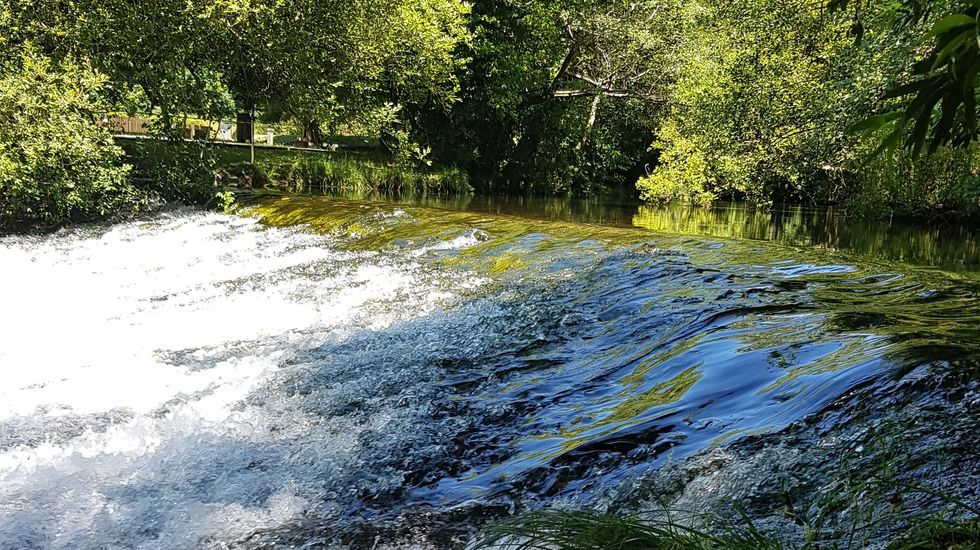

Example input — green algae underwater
[234,193,979,547]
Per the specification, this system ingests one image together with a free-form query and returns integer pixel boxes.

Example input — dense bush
[122,140,221,207]
[0,53,134,229]
[854,146,980,218]
[638,0,883,206]
[414,0,678,196]
[255,154,472,195]
[637,0,980,218]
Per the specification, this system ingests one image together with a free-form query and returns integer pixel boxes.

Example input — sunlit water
[1,195,978,548]
[326,190,980,273]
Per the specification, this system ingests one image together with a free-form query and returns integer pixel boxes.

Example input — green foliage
[475,509,783,549]
[639,0,861,205]
[3,0,470,139]
[638,123,718,205]
[121,140,221,207]
[835,1,980,158]
[5,0,980,217]
[416,0,679,195]
[637,0,980,217]
[215,190,237,212]
[264,155,472,195]
[852,145,980,217]
[197,0,471,143]
[0,0,473,227]
[887,518,980,549]
[0,52,134,229]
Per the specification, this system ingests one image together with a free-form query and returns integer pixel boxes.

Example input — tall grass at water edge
[474,480,980,550]
[251,154,472,195]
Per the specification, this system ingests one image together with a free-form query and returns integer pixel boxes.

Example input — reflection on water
[319,190,980,274]
[633,203,980,274]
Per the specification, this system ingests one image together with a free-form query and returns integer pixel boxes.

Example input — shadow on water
[238,195,980,546]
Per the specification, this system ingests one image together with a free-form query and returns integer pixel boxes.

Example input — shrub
[851,146,980,219]
[123,139,221,207]
[637,122,717,205]
[267,154,472,195]
[0,52,134,230]
[639,0,973,217]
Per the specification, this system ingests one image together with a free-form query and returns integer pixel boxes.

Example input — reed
[474,482,980,550]
[258,155,472,195]
[476,509,782,550]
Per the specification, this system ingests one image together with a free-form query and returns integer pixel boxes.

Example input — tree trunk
[302,120,321,147]
[576,95,602,151]
[235,112,252,144]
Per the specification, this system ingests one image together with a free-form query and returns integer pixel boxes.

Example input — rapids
[0,195,977,548]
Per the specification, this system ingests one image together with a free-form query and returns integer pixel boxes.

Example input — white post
[249,110,255,165]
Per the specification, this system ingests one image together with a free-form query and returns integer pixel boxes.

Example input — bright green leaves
[414,0,680,194]
[1,0,471,143]
[0,52,133,229]
[844,3,980,158]
[641,0,980,215]
[643,0,850,204]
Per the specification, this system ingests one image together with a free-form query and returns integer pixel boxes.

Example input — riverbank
[3,128,979,237]
[0,136,471,234]
[121,138,471,202]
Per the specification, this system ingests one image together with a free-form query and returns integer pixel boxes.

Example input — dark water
[0,193,977,549]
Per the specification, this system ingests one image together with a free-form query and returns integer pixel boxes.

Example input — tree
[5,0,236,135]
[833,0,980,157]
[202,0,470,148]
[418,0,681,194]
[639,0,858,204]
[0,51,133,228]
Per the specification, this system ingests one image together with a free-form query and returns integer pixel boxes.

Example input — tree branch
[553,89,629,98]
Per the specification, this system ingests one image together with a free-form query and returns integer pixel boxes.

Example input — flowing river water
[0,193,977,548]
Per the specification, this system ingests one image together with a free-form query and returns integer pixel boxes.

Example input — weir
[0,197,977,547]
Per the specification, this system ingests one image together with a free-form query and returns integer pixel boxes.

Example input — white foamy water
[0,211,485,548]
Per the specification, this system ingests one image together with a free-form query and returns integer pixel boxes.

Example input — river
[0,193,977,548]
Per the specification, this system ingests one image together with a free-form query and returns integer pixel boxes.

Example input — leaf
[869,124,905,159]
[930,91,960,150]
[849,111,903,133]
[931,31,973,71]
[962,91,977,135]
[884,77,939,99]
[928,14,976,38]
[907,91,940,157]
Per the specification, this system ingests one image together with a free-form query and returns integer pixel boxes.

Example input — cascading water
[1,196,977,549]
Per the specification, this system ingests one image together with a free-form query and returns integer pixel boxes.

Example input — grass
[117,138,472,197]
[887,518,980,549]
[252,154,472,195]
[476,509,784,550]
[475,509,980,550]
[474,482,980,550]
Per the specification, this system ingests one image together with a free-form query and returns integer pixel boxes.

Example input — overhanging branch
[553,89,629,99]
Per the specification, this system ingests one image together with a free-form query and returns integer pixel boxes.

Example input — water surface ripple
[0,197,977,548]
